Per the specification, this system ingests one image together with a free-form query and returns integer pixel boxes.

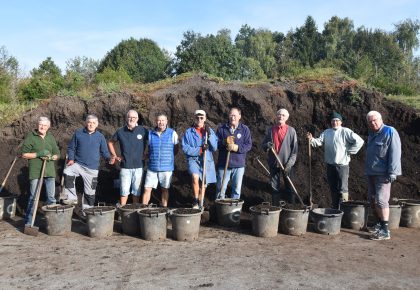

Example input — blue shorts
[144,170,172,189]
[120,168,143,197]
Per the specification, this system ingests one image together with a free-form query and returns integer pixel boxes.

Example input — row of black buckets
[217,199,420,237]
[42,204,203,241]
[37,198,420,239]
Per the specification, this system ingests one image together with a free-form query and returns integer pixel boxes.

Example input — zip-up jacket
[216,123,252,168]
[365,124,402,176]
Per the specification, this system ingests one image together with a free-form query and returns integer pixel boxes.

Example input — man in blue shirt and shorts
[108,110,148,205]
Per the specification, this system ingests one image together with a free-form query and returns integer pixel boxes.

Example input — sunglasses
[195,116,205,120]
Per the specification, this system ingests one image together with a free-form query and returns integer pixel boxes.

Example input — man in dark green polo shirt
[21,116,60,226]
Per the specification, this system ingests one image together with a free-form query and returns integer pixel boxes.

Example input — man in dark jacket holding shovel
[216,107,252,199]
[21,116,60,226]
[262,108,298,205]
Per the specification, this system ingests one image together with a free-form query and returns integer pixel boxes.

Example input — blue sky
[1,0,418,74]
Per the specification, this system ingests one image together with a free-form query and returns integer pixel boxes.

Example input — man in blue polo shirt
[62,115,111,209]
[216,107,252,199]
[108,110,148,205]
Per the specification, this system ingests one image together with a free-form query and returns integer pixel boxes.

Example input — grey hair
[85,114,98,122]
[126,110,139,118]
[276,108,289,117]
[38,116,51,125]
[155,112,168,119]
[366,111,382,121]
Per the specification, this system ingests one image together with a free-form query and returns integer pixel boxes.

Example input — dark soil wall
[1,75,419,213]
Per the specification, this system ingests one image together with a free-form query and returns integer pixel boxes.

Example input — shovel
[0,155,19,194]
[308,139,314,208]
[24,159,47,236]
[270,147,305,207]
[217,136,235,199]
[199,132,208,209]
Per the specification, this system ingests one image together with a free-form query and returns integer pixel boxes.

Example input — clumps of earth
[0,74,419,214]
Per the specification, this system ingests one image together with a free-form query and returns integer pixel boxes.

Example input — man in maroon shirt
[262,109,298,205]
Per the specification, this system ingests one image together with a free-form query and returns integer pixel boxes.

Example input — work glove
[205,125,211,136]
[226,136,235,145]
[227,143,238,152]
[283,163,292,176]
[266,142,274,152]
[388,174,397,183]
[36,149,50,158]
[202,143,209,151]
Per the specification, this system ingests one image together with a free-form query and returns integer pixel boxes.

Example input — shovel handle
[0,156,19,193]
[30,159,47,227]
[270,147,305,207]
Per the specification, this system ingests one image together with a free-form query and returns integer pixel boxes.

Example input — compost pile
[0,74,419,213]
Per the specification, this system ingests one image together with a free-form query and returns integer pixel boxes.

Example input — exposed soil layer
[0,75,419,214]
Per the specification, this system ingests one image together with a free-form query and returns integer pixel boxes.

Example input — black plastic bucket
[138,208,168,241]
[42,204,74,236]
[215,198,244,227]
[311,208,344,235]
[250,203,281,238]
[83,206,116,238]
[279,207,310,236]
[400,200,420,228]
[170,208,202,241]
[0,196,16,220]
[340,201,367,230]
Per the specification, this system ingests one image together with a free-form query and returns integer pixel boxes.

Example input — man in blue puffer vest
[142,113,179,207]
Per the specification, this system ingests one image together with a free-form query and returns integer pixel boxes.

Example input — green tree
[393,19,420,57]
[22,57,64,100]
[321,16,356,71]
[235,26,277,78]
[292,16,322,67]
[175,29,243,80]
[98,38,170,83]
[0,46,20,102]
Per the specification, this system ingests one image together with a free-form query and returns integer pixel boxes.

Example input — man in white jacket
[307,111,364,208]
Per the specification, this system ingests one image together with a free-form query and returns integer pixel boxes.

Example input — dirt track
[0,214,419,290]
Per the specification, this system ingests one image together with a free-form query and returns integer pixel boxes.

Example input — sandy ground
[0,212,420,290]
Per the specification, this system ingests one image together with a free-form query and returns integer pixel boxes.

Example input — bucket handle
[97,202,106,207]
[55,206,65,213]
[148,210,160,217]
[230,200,239,206]
[148,203,157,208]
[92,208,103,215]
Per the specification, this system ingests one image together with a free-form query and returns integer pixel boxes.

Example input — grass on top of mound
[385,94,420,110]
[0,102,38,127]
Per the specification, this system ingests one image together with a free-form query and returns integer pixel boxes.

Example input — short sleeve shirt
[112,125,148,168]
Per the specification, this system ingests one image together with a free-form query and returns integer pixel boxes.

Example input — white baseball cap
[194,109,206,116]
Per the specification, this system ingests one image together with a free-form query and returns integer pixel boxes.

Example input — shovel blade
[24,225,39,236]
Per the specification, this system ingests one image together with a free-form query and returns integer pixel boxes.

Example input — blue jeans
[216,167,245,199]
[24,177,56,225]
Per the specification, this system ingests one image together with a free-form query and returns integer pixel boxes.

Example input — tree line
[0,16,419,103]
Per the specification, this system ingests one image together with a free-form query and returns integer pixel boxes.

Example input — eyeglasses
[127,117,138,120]
[195,116,205,120]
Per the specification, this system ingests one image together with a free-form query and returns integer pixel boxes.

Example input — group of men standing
[21,107,401,240]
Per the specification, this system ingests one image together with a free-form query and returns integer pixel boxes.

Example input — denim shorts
[120,168,143,197]
[144,170,172,189]
[367,175,391,209]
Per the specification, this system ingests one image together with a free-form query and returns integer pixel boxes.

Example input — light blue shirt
[311,127,364,165]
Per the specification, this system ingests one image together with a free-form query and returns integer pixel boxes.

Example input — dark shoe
[370,229,391,240]
[367,222,381,234]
